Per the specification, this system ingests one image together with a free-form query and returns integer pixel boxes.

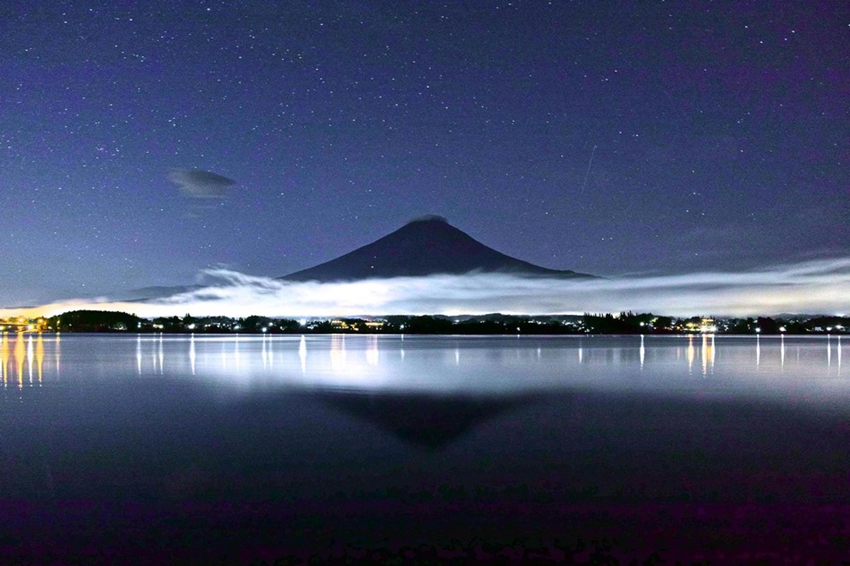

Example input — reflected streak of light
[781,334,785,369]
[268,335,274,369]
[36,334,44,385]
[708,334,717,370]
[578,345,583,364]
[158,334,164,375]
[366,336,379,366]
[400,348,405,361]
[15,332,25,387]
[455,348,460,366]
[687,335,695,373]
[330,335,346,372]
[701,334,715,376]
[639,335,645,369]
[838,336,842,373]
[756,335,761,367]
[299,335,307,374]
[137,335,142,375]
[827,335,831,368]
[54,333,61,377]
[190,334,196,375]
[1,333,8,387]
[27,335,34,383]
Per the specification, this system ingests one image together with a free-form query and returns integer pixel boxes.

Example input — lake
[1,333,848,563]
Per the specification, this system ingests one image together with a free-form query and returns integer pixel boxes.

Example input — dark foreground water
[1,333,848,563]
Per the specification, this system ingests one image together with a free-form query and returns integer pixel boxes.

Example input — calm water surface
[3,332,845,393]
[1,333,848,563]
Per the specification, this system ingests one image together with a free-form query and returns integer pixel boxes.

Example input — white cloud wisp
[3,256,848,319]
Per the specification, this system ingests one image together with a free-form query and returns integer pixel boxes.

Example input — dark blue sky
[1,1,847,306]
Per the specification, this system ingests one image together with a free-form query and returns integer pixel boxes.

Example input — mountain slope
[281,215,595,282]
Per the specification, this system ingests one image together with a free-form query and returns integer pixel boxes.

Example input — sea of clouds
[4,256,848,319]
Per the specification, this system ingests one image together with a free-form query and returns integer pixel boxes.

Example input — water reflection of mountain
[315,390,538,449]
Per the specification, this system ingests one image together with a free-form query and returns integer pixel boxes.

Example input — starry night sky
[1,1,847,307]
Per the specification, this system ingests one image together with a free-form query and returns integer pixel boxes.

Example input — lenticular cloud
[7,257,848,319]
[168,168,236,199]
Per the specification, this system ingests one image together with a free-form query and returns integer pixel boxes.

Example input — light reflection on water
[0,333,845,401]
[2,330,850,562]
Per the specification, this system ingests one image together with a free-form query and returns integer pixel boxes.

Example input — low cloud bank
[4,257,848,319]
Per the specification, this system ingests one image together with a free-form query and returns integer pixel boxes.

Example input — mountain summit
[281,216,594,282]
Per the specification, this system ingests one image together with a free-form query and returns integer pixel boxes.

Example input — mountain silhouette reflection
[315,389,539,449]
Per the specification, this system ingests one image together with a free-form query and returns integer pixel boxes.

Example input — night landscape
[1,1,848,564]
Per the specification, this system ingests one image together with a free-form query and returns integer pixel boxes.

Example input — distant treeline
[44,310,850,335]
